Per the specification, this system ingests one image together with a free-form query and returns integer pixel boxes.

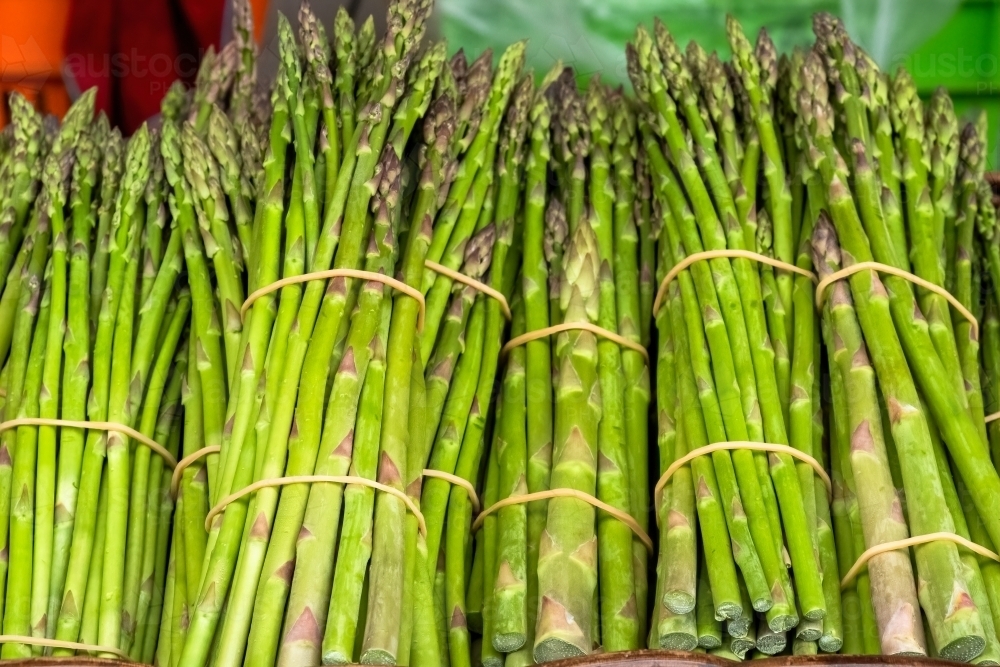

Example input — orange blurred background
[1,0,73,126]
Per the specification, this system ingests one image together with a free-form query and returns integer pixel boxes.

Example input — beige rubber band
[985,411,1000,424]
[471,488,654,554]
[501,322,650,364]
[170,445,222,498]
[240,269,426,330]
[424,260,511,321]
[841,532,1000,590]
[422,468,481,513]
[0,634,131,660]
[654,250,818,317]
[205,475,426,535]
[815,261,978,338]
[0,418,177,469]
[654,441,832,526]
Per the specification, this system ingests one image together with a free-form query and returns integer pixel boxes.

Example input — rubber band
[0,634,132,660]
[205,475,425,535]
[654,250,818,317]
[422,468,481,513]
[815,261,978,338]
[985,411,1000,424]
[841,532,1000,590]
[170,445,222,498]
[501,322,650,364]
[424,260,511,321]
[0,418,177,469]
[471,488,654,554]
[240,269,426,330]
[654,441,832,526]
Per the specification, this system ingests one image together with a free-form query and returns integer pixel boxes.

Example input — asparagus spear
[46,121,99,633]
[321,287,393,665]
[533,218,602,662]
[3,275,52,657]
[27,134,75,649]
[654,264,697,651]
[0,94,44,293]
[492,302,528,652]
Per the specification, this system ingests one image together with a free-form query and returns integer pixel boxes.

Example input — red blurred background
[0,0,266,133]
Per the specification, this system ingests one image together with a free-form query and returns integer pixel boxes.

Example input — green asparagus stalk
[533,218,602,661]
[2,250,52,658]
[47,121,99,633]
[28,141,75,649]
[476,428,503,667]
[492,301,528,652]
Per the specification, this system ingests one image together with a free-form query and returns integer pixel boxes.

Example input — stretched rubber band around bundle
[653,249,818,317]
[170,445,222,498]
[0,634,131,660]
[0,418,177,469]
[815,261,978,338]
[471,488,654,554]
[421,468,481,513]
[240,269,426,330]
[841,532,1000,590]
[424,260,511,321]
[501,322,649,363]
[205,475,426,535]
[985,411,1000,424]
[653,441,832,526]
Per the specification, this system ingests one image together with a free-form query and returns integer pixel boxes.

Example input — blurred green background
[438,0,1000,166]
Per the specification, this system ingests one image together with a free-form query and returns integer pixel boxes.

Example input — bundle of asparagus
[0,88,193,663]
[156,2,529,666]
[803,14,1000,661]
[453,67,656,664]
[631,15,836,657]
